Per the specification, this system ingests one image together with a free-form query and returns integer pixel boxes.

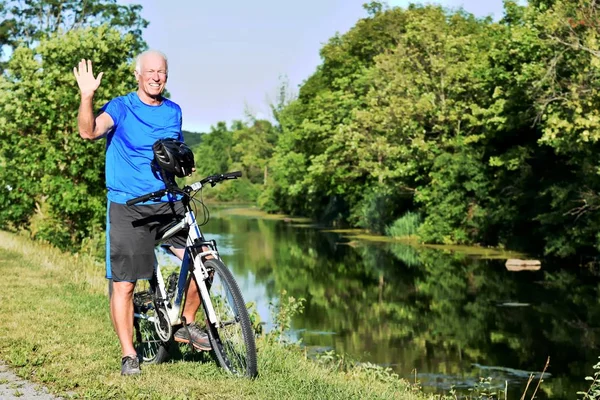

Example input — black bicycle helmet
[152,138,195,178]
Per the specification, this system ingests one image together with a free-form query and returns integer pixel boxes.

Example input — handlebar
[125,189,167,206]
[125,171,242,206]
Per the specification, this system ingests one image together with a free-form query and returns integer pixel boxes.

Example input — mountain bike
[127,171,258,378]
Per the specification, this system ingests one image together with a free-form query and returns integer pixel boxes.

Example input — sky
[119,0,507,133]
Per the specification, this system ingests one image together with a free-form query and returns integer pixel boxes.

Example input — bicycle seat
[155,217,184,244]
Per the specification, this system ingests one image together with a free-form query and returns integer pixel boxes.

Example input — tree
[523,0,600,256]
[232,119,278,184]
[0,25,140,249]
[188,122,234,179]
[0,0,147,54]
[267,5,412,221]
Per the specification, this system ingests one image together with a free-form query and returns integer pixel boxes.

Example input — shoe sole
[121,370,141,376]
[174,336,211,351]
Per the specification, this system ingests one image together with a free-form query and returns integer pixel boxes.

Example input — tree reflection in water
[205,209,600,399]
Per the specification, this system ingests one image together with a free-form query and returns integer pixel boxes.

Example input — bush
[386,211,422,238]
[257,185,281,213]
[355,188,413,234]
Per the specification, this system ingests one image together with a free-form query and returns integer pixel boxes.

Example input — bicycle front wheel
[202,259,257,378]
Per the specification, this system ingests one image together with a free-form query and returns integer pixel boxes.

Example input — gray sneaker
[174,322,211,351]
[121,355,141,376]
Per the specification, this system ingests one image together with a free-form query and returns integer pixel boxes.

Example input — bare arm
[74,59,114,140]
[77,98,113,140]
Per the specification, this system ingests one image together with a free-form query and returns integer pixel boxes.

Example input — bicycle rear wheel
[201,259,257,378]
[133,279,170,364]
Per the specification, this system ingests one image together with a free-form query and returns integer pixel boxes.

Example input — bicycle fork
[192,253,220,327]
[185,210,221,328]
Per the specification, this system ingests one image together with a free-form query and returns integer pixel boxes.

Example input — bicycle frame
[134,195,222,329]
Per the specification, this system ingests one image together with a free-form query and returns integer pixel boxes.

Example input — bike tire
[201,259,258,378]
[133,279,170,364]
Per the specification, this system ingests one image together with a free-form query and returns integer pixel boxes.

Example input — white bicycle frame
[136,199,222,329]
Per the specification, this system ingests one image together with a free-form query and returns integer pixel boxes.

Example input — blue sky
[119,0,507,133]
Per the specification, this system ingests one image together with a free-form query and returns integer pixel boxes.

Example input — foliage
[386,211,422,238]
[0,0,147,252]
[0,0,147,65]
[232,118,278,184]
[0,25,141,250]
[185,118,278,202]
[188,121,234,178]
[314,350,405,386]
[579,357,600,399]
[467,377,501,399]
[182,130,202,147]
[254,0,600,258]
[7,0,600,259]
[268,289,306,344]
[200,176,261,202]
[357,186,413,233]
[246,301,263,337]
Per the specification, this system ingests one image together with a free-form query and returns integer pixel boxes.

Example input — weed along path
[0,362,61,399]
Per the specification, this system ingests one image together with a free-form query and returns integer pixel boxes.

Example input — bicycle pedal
[133,293,153,307]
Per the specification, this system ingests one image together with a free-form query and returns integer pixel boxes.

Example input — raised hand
[73,59,104,96]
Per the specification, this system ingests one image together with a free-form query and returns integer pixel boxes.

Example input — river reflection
[201,207,600,399]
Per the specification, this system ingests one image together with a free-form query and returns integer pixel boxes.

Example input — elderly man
[73,50,209,376]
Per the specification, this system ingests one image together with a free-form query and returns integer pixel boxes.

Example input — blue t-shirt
[101,92,183,203]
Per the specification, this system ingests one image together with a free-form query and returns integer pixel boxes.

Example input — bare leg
[170,247,201,323]
[183,278,201,323]
[108,280,116,332]
[110,280,137,357]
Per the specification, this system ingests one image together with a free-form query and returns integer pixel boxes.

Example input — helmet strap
[159,168,178,190]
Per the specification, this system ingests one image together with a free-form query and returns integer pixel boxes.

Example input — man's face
[135,53,168,98]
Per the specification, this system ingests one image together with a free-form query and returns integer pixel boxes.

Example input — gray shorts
[106,200,187,282]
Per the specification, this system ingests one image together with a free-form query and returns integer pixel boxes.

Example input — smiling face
[134,51,168,105]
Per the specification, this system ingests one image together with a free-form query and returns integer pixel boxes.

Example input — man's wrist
[80,92,95,100]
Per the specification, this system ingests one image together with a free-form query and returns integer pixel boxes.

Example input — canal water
[198,206,600,399]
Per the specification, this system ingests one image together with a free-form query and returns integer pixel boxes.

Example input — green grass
[0,230,433,400]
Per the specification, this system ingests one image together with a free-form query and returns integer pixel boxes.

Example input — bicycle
[127,171,258,378]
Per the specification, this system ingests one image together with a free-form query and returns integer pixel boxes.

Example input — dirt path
[0,362,62,399]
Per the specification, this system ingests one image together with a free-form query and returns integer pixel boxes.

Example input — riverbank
[0,230,431,399]
[216,206,527,260]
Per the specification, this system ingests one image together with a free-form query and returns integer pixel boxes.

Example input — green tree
[183,130,203,147]
[189,121,234,178]
[268,5,412,221]
[529,0,600,256]
[232,119,278,185]
[262,0,600,257]
[0,0,147,54]
[0,25,140,249]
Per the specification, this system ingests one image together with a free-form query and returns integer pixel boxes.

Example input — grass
[0,230,432,400]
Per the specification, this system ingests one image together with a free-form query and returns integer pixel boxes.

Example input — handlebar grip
[224,171,242,179]
[126,193,154,206]
[126,189,168,206]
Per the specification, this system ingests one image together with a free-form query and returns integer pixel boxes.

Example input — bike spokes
[203,259,257,377]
